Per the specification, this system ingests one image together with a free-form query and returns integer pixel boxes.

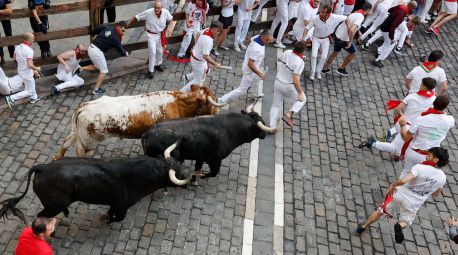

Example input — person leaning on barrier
[28,0,52,58]
[0,0,14,64]
[100,0,116,24]
[15,217,56,255]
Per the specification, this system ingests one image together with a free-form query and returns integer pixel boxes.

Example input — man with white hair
[128,0,173,79]
[51,44,88,95]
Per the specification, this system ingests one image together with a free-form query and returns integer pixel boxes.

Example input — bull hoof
[193,170,205,177]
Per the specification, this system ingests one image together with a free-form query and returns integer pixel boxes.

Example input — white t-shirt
[406,65,447,94]
[192,29,214,61]
[378,0,396,10]
[335,12,364,41]
[242,36,265,75]
[56,52,81,80]
[136,8,173,33]
[221,0,235,17]
[306,13,347,38]
[14,43,34,79]
[292,1,319,39]
[408,113,455,150]
[276,50,305,84]
[402,93,436,124]
[397,164,446,210]
[186,3,209,27]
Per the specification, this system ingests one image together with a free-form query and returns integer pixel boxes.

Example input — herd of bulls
[0,85,275,225]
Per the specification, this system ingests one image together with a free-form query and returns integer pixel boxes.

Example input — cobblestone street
[1,17,458,255]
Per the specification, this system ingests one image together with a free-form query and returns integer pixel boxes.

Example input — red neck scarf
[202,29,215,39]
[417,90,435,98]
[293,51,305,59]
[23,41,31,47]
[421,61,439,72]
[399,4,410,14]
[421,108,444,116]
[354,9,365,15]
[309,0,318,8]
[74,48,83,60]
[115,28,123,40]
[422,161,437,167]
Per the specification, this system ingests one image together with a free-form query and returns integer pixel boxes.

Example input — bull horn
[207,96,227,107]
[246,104,254,113]
[169,169,189,186]
[164,140,179,159]
[257,121,277,133]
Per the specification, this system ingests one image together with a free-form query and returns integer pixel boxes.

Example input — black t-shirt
[0,0,11,10]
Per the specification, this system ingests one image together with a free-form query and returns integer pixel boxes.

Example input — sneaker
[431,26,440,36]
[282,38,294,44]
[212,48,220,56]
[316,73,322,80]
[371,60,384,68]
[309,73,315,81]
[274,42,286,49]
[393,47,405,56]
[383,130,392,142]
[425,27,433,34]
[30,97,41,104]
[92,88,105,95]
[321,69,331,74]
[154,65,165,72]
[234,43,241,53]
[219,45,229,50]
[419,19,428,24]
[51,86,60,96]
[356,225,366,235]
[336,68,348,76]
[240,43,247,50]
[147,71,154,79]
[360,43,369,50]
[394,223,404,243]
[4,95,13,109]
[425,14,431,21]
[358,136,376,149]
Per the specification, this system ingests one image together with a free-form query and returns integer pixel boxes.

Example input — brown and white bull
[53,85,225,160]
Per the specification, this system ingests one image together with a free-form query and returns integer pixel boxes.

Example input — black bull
[141,110,276,180]
[0,148,188,224]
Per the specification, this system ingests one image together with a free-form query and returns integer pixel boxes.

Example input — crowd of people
[1,0,458,252]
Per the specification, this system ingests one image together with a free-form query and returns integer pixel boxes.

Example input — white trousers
[334,0,345,15]
[55,71,84,91]
[401,147,427,178]
[311,37,330,75]
[361,7,389,40]
[373,134,405,156]
[344,4,354,15]
[147,33,163,72]
[10,76,37,102]
[88,45,108,74]
[269,79,306,127]
[181,57,208,92]
[220,73,258,103]
[417,0,434,20]
[0,69,24,95]
[178,25,200,57]
[270,2,289,43]
[367,21,409,49]
[235,13,251,44]
[251,0,269,22]
[375,32,395,61]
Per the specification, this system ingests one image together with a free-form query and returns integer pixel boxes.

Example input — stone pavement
[1,19,458,255]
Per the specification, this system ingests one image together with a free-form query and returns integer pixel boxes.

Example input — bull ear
[190,85,199,92]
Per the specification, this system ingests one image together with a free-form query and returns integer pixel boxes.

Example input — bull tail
[0,166,38,225]
[53,107,84,160]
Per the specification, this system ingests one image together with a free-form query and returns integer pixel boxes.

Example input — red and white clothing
[382,163,446,225]
[135,8,173,72]
[332,0,345,15]
[406,63,447,94]
[269,50,306,127]
[270,0,290,44]
[307,14,347,75]
[177,3,209,57]
[335,11,365,41]
[361,0,396,40]
[11,42,38,102]
[344,0,356,15]
[290,0,319,41]
[181,28,214,92]
[0,67,24,96]
[441,0,458,14]
[15,227,53,255]
[219,36,265,103]
[55,50,84,92]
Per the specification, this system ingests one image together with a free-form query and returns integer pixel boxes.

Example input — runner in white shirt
[4,33,41,109]
[399,95,455,178]
[219,30,271,103]
[128,1,173,78]
[0,67,25,96]
[270,0,290,48]
[269,41,306,128]
[234,0,259,52]
[177,0,209,59]
[356,147,448,244]
[322,3,372,76]
[181,21,222,92]
[288,0,321,42]
[51,44,88,96]
[302,5,347,81]
[212,0,235,55]
[360,0,396,40]
[332,0,345,14]
[406,50,447,95]
[358,78,437,157]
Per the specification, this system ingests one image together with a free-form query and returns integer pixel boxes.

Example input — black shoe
[336,68,348,76]
[41,51,47,59]
[154,65,164,72]
[321,69,331,74]
[360,43,369,50]
[46,50,52,57]
[371,60,384,68]
[356,225,366,234]
[147,71,154,79]
[51,86,60,96]
[393,47,405,56]
[358,136,376,149]
[394,223,404,243]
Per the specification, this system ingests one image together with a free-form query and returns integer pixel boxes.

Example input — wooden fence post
[89,0,101,31]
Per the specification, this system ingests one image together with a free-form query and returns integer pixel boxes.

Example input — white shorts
[88,44,108,74]
[380,191,418,225]
[441,0,457,14]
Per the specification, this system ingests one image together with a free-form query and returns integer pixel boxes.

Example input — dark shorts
[218,14,233,29]
[333,35,357,54]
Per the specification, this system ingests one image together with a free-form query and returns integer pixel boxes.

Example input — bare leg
[323,51,339,70]
[361,210,383,229]
[435,14,457,28]
[430,12,448,27]
[95,73,106,89]
[340,53,356,69]
[216,28,229,47]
